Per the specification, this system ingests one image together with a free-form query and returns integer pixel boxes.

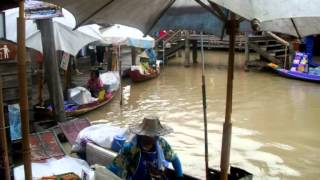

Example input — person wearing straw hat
[109,116,183,179]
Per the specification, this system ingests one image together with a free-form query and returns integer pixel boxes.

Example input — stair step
[248,36,276,41]
[276,54,289,58]
[267,49,286,53]
[260,44,284,49]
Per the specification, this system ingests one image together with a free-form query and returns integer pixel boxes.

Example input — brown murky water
[82,51,320,179]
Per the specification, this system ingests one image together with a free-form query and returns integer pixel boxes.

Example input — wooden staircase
[155,30,185,63]
[245,33,292,70]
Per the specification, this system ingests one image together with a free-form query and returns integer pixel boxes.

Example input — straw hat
[129,116,173,136]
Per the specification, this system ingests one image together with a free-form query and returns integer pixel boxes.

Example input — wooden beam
[194,0,226,22]
[208,0,228,21]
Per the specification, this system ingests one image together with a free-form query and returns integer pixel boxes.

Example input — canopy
[261,18,320,38]
[99,24,154,48]
[41,0,235,36]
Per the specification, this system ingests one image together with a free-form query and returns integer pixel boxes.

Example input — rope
[0,126,9,130]
[284,46,288,69]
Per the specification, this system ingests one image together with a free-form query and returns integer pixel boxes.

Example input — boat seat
[86,142,117,166]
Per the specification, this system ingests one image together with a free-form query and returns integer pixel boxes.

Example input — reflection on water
[84,51,320,179]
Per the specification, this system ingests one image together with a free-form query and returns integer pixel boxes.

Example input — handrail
[265,31,290,47]
[155,30,182,45]
[164,30,182,44]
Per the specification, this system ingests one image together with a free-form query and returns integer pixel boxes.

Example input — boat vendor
[86,69,104,98]
[109,116,183,180]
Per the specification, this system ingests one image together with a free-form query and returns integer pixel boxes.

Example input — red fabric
[87,77,104,93]
[35,52,44,63]
[159,30,167,38]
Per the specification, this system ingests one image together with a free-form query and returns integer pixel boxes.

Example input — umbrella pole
[17,1,32,179]
[0,78,10,180]
[118,46,123,105]
[200,32,209,180]
[220,12,236,180]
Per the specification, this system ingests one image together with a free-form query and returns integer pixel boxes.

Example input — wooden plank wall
[0,60,33,106]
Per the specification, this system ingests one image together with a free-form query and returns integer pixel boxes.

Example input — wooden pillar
[38,19,65,122]
[177,48,182,57]
[107,45,113,71]
[220,13,237,180]
[17,1,32,179]
[131,47,136,65]
[63,55,72,97]
[0,78,10,180]
[244,33,250,71]
[192,40,198,64]
[184,31,191,67]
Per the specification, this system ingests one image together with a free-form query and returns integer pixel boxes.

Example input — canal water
[82,51,320,179]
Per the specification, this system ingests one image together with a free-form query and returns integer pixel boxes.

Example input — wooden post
[64,55,72,97]
[131,47,136,65]
[0,78,10,180]
[38,19,65,122]
[220,12,237,180]
[17,1,32,179]
[192,40,198,64]
[177,48,182,57]
[244,33,250,71]
[107,45,113,71]
[184,31,191,67]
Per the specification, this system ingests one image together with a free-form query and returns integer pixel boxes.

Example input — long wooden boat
[86,142,252,180]
[268,63,320,83]
[128,69,159,82]
[65,92,115,117]
[34,91,116,118]
[42,118,252,180]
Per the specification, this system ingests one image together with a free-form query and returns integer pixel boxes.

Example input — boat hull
[268,63,320,83]
[34,92,116,118]
[128,69,159,82]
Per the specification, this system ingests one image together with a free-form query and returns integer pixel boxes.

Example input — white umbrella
[4,8,103,56]
[261,17,320,38]
[209,0,320,38]
[99,24,154,48]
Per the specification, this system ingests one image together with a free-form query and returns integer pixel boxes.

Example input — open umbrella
[99,24,155,49]
[4,8,103,56]
[209,0,320,39]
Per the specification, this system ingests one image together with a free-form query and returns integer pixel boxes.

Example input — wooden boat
[55,119,252,180]
[268,63,320,83]
[128,69,159,82]
[34,91,116,118]
[65,91,115,117]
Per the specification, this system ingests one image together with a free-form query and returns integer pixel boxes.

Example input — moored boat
[268,63,320,83]
[128,69,159,82]
[60,120,252,180]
